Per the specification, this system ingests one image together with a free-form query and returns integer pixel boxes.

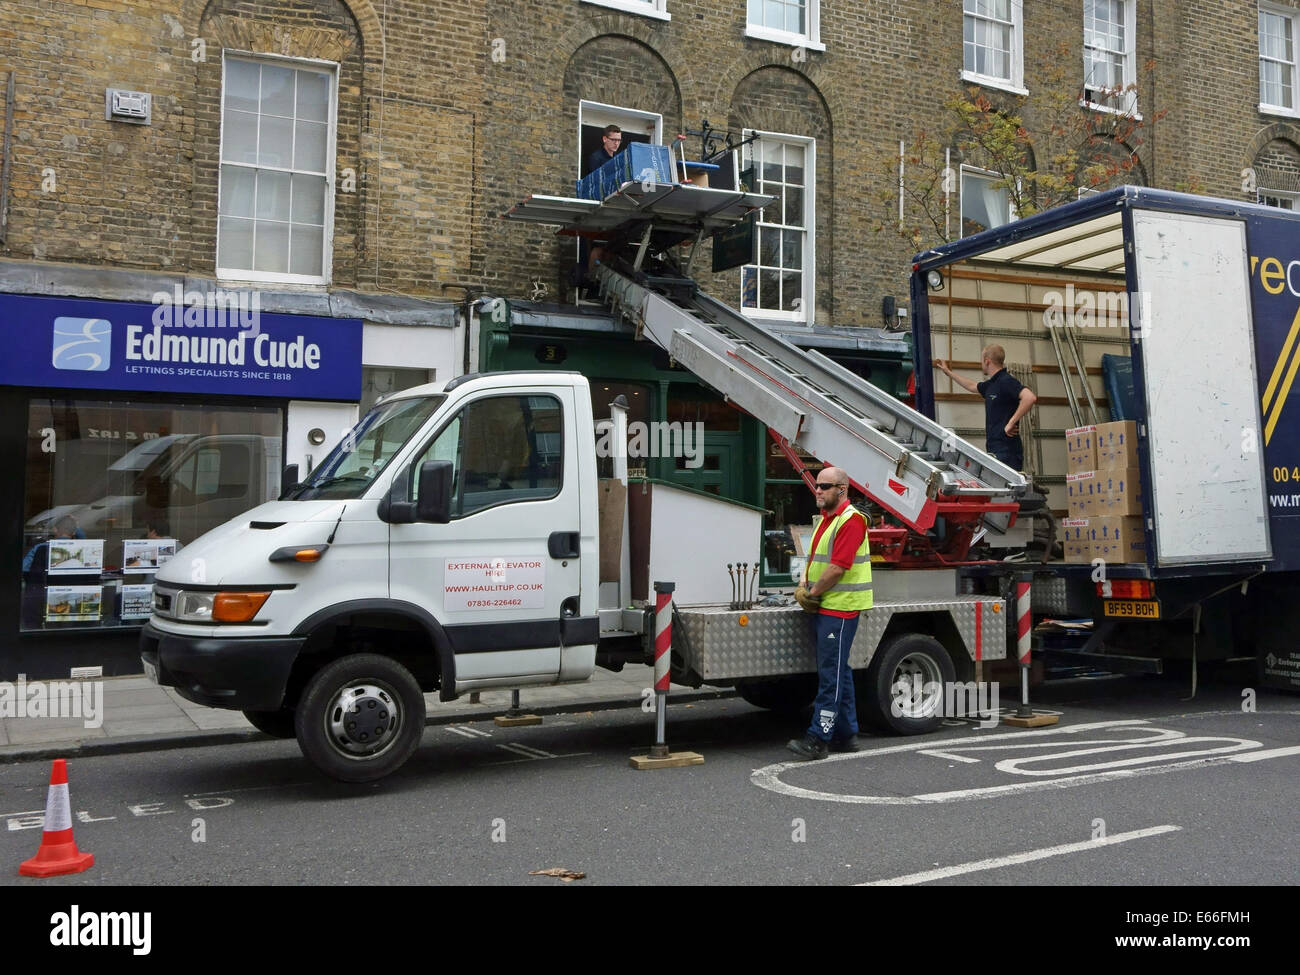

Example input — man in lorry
[788,466,873,760]
[936,345,1037,471]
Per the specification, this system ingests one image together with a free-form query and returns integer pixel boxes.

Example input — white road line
[858,825,1183,886]
[919,750,982,763]
[1228,744,1300,763]
[496,742,555,759]
[446,725,491,739]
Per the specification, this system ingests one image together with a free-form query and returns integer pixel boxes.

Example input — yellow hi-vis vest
[807,505,873,612]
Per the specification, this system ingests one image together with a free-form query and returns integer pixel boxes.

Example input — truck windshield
[293,395,445,500]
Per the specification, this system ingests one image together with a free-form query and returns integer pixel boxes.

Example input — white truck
[141,176,1032,782]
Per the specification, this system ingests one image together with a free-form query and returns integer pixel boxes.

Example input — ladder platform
[503,182,773,239]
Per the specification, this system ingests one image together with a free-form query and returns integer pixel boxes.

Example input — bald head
[814,466,849,509]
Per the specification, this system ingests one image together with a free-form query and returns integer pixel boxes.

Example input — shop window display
[23,399,282,631]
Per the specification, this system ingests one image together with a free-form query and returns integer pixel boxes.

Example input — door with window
[389,387,585,684]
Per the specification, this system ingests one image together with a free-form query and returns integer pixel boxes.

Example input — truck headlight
[172,591,270,623]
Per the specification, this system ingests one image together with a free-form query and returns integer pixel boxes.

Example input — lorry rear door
[389,385,582,683]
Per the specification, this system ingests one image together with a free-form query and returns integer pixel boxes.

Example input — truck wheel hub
[327,684,399,754]
[890,654,943,718]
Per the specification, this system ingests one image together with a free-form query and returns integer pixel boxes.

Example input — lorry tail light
[212,592,271,623]
[1096,579,1153,599]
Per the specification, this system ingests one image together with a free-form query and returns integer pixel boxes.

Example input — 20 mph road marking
[858,825,1183,886]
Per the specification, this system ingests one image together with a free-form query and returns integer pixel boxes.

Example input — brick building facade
[1,1,1297,321]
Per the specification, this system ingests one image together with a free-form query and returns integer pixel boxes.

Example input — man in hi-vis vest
[789,466,873,760]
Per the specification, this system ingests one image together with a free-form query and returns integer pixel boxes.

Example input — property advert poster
[123,539,177,573]
[45,586,104,622]
[120,584,155,620]
[47,539,105,575]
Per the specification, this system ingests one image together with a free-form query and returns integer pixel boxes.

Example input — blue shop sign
[1,292,362,400]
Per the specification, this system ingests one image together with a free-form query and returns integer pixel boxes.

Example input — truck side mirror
[279,464,300,500]
[416,460,454,524]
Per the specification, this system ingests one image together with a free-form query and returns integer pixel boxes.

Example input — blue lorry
[909,186,1300,691]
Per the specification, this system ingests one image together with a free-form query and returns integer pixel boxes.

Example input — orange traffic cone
[19,759,94,877]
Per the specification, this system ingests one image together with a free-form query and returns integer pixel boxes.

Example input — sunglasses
[813,482,844,490]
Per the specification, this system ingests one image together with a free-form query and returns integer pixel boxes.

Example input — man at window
[581,125,624,285]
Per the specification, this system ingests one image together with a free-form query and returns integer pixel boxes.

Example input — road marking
[497,742,556,759]
[751,719,1300,805]
[858,825,1182,886]
[919,750,981,764]
[1228,744,1300,763]
[446,725,492,739]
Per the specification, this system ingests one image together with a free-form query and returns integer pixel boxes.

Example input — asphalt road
[2,669,1297,891]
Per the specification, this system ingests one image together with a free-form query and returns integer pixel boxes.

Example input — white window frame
[741,129,816,325]
[579,0,670,22]
[745,0,825,52]
[961,0,1026,95]
[1081,0,1138,117]
[1259,187,1300,209]
[217,51,338,286]
[960,166,1016,237]
[1260,2,1300,118]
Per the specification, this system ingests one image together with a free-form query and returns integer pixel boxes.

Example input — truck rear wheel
[242,708,296,739]
[294,654,426,782]
[859,634,955,735]
[735,674,817,714]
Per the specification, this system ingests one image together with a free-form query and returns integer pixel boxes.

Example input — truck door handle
[548,531,580,559]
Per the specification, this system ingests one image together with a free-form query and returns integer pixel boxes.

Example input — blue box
[577,143,674,201]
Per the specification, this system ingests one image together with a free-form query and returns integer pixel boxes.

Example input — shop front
[0,291,362,680]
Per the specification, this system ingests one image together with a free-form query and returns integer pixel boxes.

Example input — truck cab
[141,371,600,781]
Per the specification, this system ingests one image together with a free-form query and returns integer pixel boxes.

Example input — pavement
[0,665,732,763]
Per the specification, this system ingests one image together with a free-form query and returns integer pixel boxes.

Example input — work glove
[794,585,821,613]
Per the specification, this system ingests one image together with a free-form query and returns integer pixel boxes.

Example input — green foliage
[874,41,1175,248]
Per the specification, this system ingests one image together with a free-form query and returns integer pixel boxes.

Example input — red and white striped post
[651,580,674,758]
[1014,576,1034,718]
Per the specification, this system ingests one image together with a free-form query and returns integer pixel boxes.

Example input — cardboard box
[1095,420,1138,470]
[1086,516,1146,564]
[1062,519,1090,563]
[1065,425,1097,474]
[1093,466,1142,516]
[1065,471,1098,518]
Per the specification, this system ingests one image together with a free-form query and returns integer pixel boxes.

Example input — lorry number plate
[1103,599,1160,619]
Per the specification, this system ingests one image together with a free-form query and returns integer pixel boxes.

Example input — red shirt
[807,498,867,618]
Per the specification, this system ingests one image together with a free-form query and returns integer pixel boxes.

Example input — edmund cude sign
[0,292,362,401]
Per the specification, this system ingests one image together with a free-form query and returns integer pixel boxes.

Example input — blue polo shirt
[977,368,1025,458]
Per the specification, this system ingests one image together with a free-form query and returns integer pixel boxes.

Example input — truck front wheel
[294,654,426,782]
[859,634,955,735]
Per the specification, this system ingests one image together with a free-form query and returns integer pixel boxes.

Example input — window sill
[960,71,1028,97]
[743,307,810,325]
[216,269,330,288]
[1079,98,1142,122]
[744,24,826,52]
[1259,103,1300,120]
[580,0,670,22]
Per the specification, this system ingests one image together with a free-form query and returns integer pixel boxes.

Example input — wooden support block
[1002,712,1060,728]
[629,751,704,769]
[494,714,542,727]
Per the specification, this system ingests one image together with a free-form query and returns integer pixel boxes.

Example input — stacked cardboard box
[1062,420,1144,563]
